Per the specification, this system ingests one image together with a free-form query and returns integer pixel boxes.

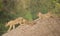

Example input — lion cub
[43,12,52,19]
[5,17,24,32]
[38,12,52,19]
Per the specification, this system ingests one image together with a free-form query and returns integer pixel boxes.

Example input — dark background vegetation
[0,0,60,36]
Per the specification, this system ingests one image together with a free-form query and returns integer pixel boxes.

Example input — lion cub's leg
[13,25,15,29]
[6,21,16,32]
[7,24,16,32]
[7,25,12,32]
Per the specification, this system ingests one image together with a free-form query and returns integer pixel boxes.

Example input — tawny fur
[43,12,52,19]
[38,12,52,19]
[5,17,25,32]
[37,12,43,19]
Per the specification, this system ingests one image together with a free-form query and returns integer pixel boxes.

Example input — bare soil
[2,17,60,36]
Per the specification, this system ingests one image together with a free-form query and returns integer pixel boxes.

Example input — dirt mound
[2,18,60,36]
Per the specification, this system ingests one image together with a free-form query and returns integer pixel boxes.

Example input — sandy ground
[2,18,60,36]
